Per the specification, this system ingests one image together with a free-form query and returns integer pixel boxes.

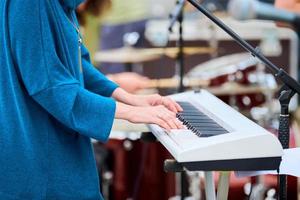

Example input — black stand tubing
[185,1,300,200]
[277,87,294,200]
[177,9,185,92]
[169,0,185,92]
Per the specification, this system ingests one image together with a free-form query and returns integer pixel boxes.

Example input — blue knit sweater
[0,0,118,199]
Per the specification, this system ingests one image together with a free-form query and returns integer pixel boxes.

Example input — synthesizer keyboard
[148,90,283,170]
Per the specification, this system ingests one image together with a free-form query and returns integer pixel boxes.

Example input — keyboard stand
[163,158,281,200]
[141,131,282,200]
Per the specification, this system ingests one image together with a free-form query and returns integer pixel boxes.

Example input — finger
[166,101,178,113]
[174,118,184,129]
[161,98,176,112]
[174,101,183,112]
[155,118,171,131]
[162,100,177,113]
[159,112,180,130]
[163,107,177,117]
[167,98,183,112]
[163,117,178,130]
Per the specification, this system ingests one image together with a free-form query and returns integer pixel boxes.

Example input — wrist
[115,102,133,120]
[112,87,140,106]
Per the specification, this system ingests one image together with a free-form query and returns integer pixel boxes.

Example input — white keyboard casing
[148,90,283,163]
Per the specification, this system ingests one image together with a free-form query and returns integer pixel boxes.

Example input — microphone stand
[169,0,185,92]
[185,0,300,200]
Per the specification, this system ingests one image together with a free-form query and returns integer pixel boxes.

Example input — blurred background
[76,0,300,199]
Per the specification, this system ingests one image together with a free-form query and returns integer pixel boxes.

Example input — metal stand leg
[277,86,295,200]
[216,172,230,200]
[204,171,216,200]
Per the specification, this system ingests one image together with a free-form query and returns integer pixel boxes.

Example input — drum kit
[95,48,278,112]
[94,46,283,200]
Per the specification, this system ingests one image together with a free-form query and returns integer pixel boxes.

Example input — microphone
[228,0,300,26]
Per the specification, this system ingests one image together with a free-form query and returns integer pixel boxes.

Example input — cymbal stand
[184,0,300,199]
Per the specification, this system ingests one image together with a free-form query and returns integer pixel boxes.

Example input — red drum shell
[188,53,267,110]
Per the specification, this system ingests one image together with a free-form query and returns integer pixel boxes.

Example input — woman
[0,0,183,199]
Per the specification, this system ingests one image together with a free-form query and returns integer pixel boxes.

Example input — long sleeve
[8,0,115,141]
[81,44,119,97]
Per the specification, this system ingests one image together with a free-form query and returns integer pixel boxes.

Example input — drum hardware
[102,171,114,200]
[123,32,140,47]
[244,181,269,200]
[259,29,282,57]
[249,183,267,200]
[208,20,219,59]
[121,32,143,72]
[250,107,271,127]
[244,182,252,198]
[228,74,240,111]
[242,96,252,107]
[123,140,133,151]
[186,172,202,200]
[265,188,276,200]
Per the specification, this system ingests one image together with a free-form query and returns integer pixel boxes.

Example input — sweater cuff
[95,97,116,142]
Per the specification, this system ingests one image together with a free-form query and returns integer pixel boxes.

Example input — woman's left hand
[112,88,183,113]
[134,94,183,113]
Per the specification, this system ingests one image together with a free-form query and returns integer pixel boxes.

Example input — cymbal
[187,53,258,79]
[151,47,216,58]
[94,46,215,63]
[206,82,278,96]
[94,47,161,63]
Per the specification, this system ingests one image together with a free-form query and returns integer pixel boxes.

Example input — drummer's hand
[107,72,150,93]
[115,102,184,131]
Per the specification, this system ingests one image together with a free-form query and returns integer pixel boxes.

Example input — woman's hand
[112,88,183,113]
[115,102,184,131]
[136,94,183,113]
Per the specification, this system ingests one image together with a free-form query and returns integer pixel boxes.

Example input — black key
[176,101,229,137]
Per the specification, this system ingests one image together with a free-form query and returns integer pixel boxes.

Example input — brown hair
[77,0,112,26]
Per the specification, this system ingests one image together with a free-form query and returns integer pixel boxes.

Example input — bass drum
[187,53,268,110]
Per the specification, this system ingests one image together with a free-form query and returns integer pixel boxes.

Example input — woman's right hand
[115,102,184,131]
